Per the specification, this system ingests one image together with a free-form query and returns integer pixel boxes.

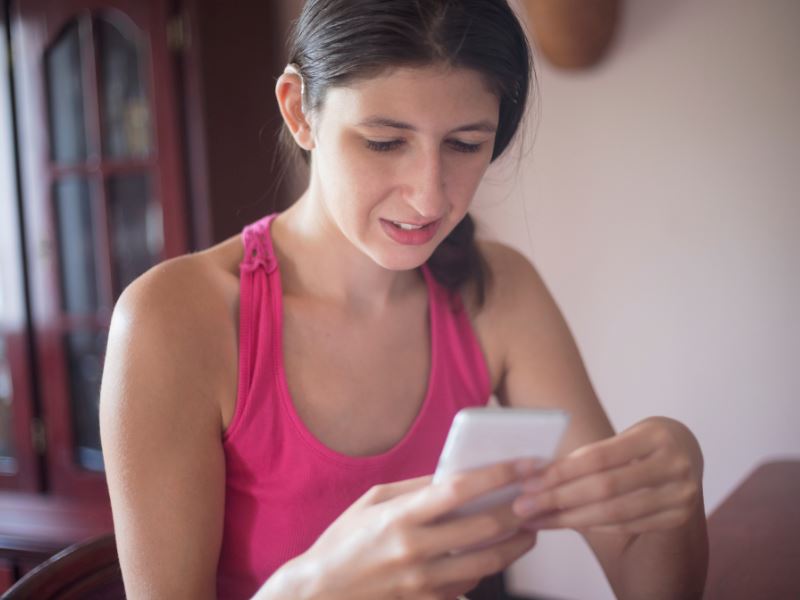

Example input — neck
[272,192,423,314]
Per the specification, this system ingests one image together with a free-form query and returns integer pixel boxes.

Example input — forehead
[320,65,499,130]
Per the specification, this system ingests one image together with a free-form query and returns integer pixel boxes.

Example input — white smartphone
[433,407,570,518]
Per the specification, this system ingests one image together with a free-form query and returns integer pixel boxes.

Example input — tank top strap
[420,263,492,400]
[240,213,279,274]
[227,213,282,443]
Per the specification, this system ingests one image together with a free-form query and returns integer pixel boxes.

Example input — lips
[380,217,442,245]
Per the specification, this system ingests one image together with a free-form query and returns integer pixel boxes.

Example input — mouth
[384,219,440,231]
[379,217,443,246]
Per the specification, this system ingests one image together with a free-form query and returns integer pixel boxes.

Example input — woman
[100,1,709,598]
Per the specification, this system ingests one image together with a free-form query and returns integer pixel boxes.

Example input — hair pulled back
[283,0,533,306]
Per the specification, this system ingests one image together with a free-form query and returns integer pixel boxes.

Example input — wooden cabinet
[180,0,298,244]
[1,0,293,589]
[10,0,189,501]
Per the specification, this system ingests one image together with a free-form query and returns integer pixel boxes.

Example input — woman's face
[308,65,500,271]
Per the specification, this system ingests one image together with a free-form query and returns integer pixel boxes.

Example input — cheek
[445,156,491,205]
[342,159,391,211]
[316,140,390,219]
[346,140,401,195]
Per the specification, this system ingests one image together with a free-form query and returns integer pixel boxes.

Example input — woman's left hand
[512,417,704,535]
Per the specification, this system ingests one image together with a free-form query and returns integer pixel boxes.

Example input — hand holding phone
[434,407,569,519]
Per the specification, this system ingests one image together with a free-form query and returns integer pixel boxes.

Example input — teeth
[393,221,424,230]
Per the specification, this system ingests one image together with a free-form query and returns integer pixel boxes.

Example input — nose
[405,148,447,219]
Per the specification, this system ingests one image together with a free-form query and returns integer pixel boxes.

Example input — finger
[529,481,690,531]
[405,459,538,523]
[586,507,692,535]
[417,502,526,558]
[514,451,676,518]
[533,429,658,492]
[359,475,433,506]
[425,530,537,588]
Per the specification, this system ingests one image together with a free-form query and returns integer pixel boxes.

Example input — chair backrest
[2,533,124,600]
[1,533,538,599]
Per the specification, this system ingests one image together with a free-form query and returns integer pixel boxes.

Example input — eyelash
[366,140,404,152]
[365,139,483,154]
[449,140,483,154]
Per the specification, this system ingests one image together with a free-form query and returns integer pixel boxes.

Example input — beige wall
[474,1,800,597]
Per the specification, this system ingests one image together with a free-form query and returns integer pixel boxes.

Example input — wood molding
[0,492,112,562]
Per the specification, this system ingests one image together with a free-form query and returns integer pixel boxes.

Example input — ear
[275,68,315,151]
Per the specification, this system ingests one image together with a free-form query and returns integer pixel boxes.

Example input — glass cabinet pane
[96,17,152,159]
[53,177,100,314]
[108,173,162,295]
[65,330,106,471]
[45,21,89,164]
[0,336,16,474]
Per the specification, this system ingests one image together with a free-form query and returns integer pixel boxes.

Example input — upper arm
[100,258,235,598]
[479,242,613,447]
[478,242,627,576]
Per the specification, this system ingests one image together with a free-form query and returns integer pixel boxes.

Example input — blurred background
[0,0,797,597]
[475,1,800,598]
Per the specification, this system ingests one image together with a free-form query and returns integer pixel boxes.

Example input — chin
[369,246,436,272]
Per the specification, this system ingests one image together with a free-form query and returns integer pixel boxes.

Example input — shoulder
[474,237,571,359]
[115,239,240,328]
[105,236,243,423]
[474,239,555,324]
[112,245,237,351]
[479,239,537,284]
[463,240,565,391]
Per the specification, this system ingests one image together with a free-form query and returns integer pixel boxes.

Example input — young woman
[100,1,709,599]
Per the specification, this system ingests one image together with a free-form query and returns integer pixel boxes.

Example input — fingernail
[514,458,540,477]
[513,496,538,518]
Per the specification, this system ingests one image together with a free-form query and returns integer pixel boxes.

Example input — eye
[447,140,483,154]
[366,139,404,152]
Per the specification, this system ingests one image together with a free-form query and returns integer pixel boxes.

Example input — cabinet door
[12,0,188,499]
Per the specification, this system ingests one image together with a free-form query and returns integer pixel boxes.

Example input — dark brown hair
[282,0,533,307]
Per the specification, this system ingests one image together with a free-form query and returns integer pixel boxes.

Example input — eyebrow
[356,116,497,134]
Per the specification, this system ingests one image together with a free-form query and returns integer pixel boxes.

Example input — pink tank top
[216,214,491,599]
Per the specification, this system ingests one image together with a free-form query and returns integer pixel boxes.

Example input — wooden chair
[2,533,124,600]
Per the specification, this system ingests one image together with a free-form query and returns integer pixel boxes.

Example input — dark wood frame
[0,493,113,566]
[11,0,189,500]
[0,332,39,493]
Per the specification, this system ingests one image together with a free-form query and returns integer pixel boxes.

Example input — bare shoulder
[106,235,243,423]
[116,235,241,332]
[474,237,575,366]
[477,238,532,275]
[474,239,555,325]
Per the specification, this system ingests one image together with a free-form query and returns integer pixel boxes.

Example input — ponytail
[426,213,490,308]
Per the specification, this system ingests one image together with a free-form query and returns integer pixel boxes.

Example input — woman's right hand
[262,459,540,600]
